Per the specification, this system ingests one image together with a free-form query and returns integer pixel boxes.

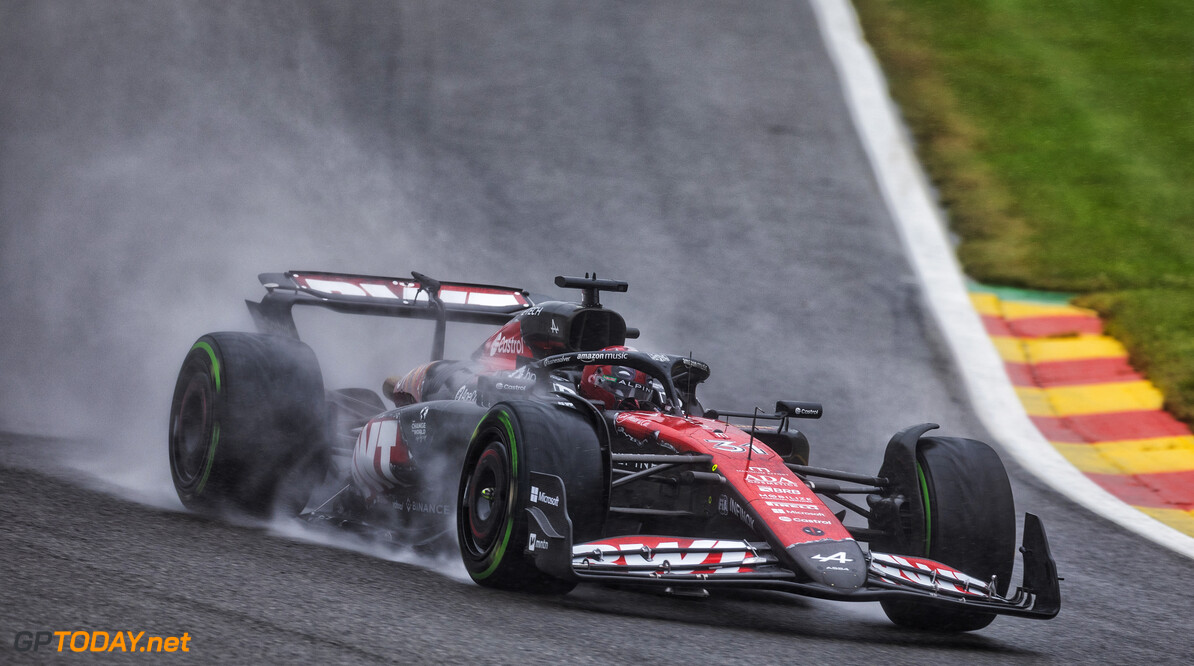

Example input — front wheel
[871,435,1016,632]
[457,401,605,594]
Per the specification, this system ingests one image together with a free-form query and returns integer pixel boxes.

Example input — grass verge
[852,0,1194,423]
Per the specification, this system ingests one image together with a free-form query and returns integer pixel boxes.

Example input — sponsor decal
[758,491,811,502]
[744,472,800,487]
[776,516,833,524]
[723,496,755,529]
[395,498,451,514]
[764,500,820,509]
[530,486,560,507]
[509,366,537,381]
[298,276,402,299]
[522,306,543,317]
[454,386,478,403]
[488,332,525,356]
[351,417,409,491]
[616,426,651,448]
[575,351,628,363]
[718,494,729,516]
[527,533,549,552]
[616,413,659,429]
[649,353,671,363]
[802,526,825,536]
[494,382,527,392]
[678,357,710,373]
[755,485,802,496]
[869,554,988,595]
[291,275,528,307]
[588,373,651,394]
[768,507,827,517]
[711,441,769,455]
[410,406,430,440]
[573,538,766,573]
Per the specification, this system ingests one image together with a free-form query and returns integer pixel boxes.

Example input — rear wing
[245,270,536,360]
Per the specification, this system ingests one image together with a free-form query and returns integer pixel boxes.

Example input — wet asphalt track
[1,1,1192,663]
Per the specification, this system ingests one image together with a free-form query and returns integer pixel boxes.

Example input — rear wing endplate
[245,270,535,360]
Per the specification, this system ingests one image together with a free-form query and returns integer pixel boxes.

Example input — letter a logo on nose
[811,551,852,563]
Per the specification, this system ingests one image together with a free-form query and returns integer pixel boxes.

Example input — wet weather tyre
[168,332,326,517]
[878,437,1016,631]
[457,401,605,594]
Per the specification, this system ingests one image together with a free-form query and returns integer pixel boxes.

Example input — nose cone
[786,540,868,590]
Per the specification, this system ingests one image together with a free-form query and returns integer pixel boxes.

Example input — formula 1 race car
[168,271,1060,631]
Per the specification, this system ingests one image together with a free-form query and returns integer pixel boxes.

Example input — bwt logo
[12,630,191,653]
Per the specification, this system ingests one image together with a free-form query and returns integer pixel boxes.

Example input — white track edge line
[810,0,1194,560]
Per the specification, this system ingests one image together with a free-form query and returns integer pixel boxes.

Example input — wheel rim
[462,439,510,557]
[172,372,212,488]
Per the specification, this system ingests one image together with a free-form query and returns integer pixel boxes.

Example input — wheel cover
[172,373,212,488]
[463,440,510,557]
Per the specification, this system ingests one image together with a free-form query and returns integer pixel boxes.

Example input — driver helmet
[579,347,658,410]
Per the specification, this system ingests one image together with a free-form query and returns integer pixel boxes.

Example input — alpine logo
[489,332,524,356]
[530,486,560,507]
[811,552,853,564]
[550,319,561,335]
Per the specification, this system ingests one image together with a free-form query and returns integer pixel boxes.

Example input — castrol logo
[489,332,524,356]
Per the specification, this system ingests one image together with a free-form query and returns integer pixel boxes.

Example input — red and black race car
[168,271,1060,631]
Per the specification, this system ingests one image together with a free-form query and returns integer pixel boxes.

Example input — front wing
[526,472,1060,619]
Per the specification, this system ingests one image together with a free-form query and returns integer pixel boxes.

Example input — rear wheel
[457,401,605,594]
[872,436,1016,632]
[169,332,326,517]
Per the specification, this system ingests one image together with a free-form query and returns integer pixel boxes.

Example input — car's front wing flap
[865,513,1060,618]
[572,537,793,579]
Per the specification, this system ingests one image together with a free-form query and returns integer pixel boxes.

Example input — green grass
[853,0,1194,423]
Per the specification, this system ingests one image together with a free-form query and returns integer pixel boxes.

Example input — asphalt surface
[1,1,1191,663]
